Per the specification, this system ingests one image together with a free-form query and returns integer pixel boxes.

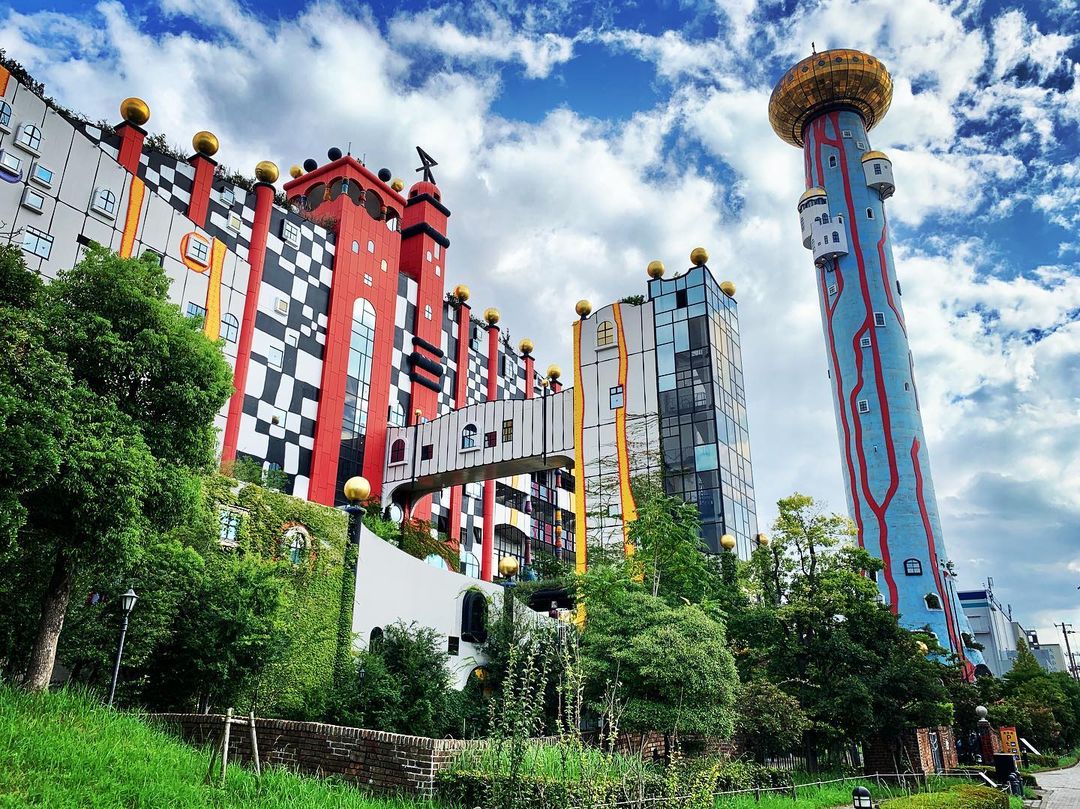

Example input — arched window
[836,214,844,223]
[596,320,615,347]
[821,213,830,224]
[0,101,11,128]
[369,626,384,648]
[866,207,875,220]
[461,423,477,449]
[814,216,822,225]
[461,590,488,642]
[367,240,375,253]
[832,231,840,243]
[385,212,399,232]
[390,438,406,464]
[304,183,325,212]
[364,189,383,220]
[424,304,432,320]
[284,526,309,565]
[16,124,41,152]
[903,558,923,576]
[829,155,837,168]
[221,313,239,343]
[924,593,942,611]
[352,240,360,253]
[338,299,377,485]
[388,401,406,427]
[91,188,117,217]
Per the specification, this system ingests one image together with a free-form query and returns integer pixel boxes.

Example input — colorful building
[769,49,983,670]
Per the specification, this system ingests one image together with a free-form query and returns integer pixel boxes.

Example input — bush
[958,765,1037,788]
[1025,752,1062,768]
[882,784,1009,809]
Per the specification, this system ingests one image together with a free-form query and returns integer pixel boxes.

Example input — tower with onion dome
[769,49,985,674]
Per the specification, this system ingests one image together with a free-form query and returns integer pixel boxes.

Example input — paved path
[1037,764,1080,809]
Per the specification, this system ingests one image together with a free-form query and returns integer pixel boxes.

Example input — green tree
[735,678,811,762]
[6,245,232,690]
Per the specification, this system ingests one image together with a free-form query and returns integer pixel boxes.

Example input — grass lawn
[0,686,424,808]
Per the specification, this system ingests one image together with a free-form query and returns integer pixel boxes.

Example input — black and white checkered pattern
[139,149,194,215]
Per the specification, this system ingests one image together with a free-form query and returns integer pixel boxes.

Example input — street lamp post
[107,588,139,707]
[498,555,520,641]
[335,476,370,690]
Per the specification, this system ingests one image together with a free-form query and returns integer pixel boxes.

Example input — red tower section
[286,158,406,506]
[398,180,451,520]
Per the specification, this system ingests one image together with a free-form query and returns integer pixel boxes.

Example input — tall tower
[769,49,983,673]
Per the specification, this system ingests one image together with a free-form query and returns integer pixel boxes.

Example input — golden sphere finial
[191,131,219,157]
[343,476,371,503]
[546,364,562,381]
[690,247,709,267]
[289,164,303,179]
[720,280,736,298]
[498,555,520,578]
[755,532,769,547]
[453,284,470,303]
[575,299,592,318]
[647,260,665,279]
[255,161,279,184]
[483,307,500,326]
[720,533,737,551]
[119,97,150,127]
[769,48,893,147]
[540,377,550,388]
[519,338,534,356]
[391,178,405,192]
[413,407,423,419]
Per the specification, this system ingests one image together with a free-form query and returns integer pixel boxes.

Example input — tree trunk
[23,553,76,691]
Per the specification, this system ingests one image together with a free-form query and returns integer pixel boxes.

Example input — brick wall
[864,726,958,775]
[150,713,480,797]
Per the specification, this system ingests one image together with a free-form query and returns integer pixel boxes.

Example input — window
[380,259,388,272]
[609,384,624,409]
[421,444,433,460]
[219,509,242,545]
[904,382,911,391]
[221,313,239,343]
[829,155,837,167]
[385,216,398,232]
[821,213,830,224]
[860,336,871,348]
[434,243,441,259]
[0,150,21,173]
[21,187,44,212]
[461,590,488,642]
[388,402,406,427]
[274,297,289,315]
[594,319,615,347]
[904,558,923,576]
[363,273,373,286]
[0,101,10,128]
[186,301,207,320]
[924,593,943,611]
[842,129,852,138]
[267,344,284,369]
[281,219,301,248]
[390,438,406,464]
[219,187,235,206]
[352,240,360,253]
[426,250,432,262]
[91,188,117,217]
[369,626,384,648]
[15,123,42,152]
[435,265,441,277]
[424,304,432,320]
[30,163,53,187]
[367,240,375,253]
[484,431,497,448]
[857,399,870,414]
[461,423,478,449]
[828,283,838,296]
[874,163,883,175]
[832,231,840,243]
[856,140,866,149]
[21,227,52,259]
[227,213,242,231]
[836,214,844,223]
[874,311,886,327]
[284,526,308,565]
[866,207,874,220]
[502,419,513,443]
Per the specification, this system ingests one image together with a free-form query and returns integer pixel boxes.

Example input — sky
[2,0,1079,649]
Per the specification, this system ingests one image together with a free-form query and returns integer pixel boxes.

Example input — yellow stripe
[119,175,145,259]
[0,66,10,97]
[612,303,637,558]
[572,318,587,576]
[203,238,226,341]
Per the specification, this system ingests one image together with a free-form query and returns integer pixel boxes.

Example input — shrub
[1025,752,1062,768]
[959,765,1037,788]
[882,784,1009,809]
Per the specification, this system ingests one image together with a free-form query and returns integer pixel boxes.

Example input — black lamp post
[499,555,520,641]
[334,476,370,690]
[107,588,138,707]
[852,786,873,809]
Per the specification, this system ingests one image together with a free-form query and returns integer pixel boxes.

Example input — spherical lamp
[720,280,736,297]
[519,338,534,356]
[647,260,665,279]
[483,307,500,325]
[498,556,520,579]
[119,97,150,126]
[690,247,709,266]
[546,365,561,381]
[255,160,279,184]
[342,476,371,503]
[289,164,303,179]
[191,131,219,157]
[755,532,769,547]
[453,284,470,302]
[575,299,592,318]
[720,533,737,551]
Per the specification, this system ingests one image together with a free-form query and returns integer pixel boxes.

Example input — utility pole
[1056,622,1078,680]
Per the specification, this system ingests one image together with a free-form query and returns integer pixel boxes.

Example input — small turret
[811,217,849,265]
[797,187,828,249]
[862,151,894,199]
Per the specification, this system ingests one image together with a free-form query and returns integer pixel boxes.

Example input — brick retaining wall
[864,726,959,775]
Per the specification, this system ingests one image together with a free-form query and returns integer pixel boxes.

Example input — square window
[502,419,513,443]
[186,235,210,265]
[828,283,838,296]
[267,344,284,369]
[30,163,53,187]
[281,219,301,248]
[21,227,52,259]
[856,140,866,149]
[274,298,289,315]
[186,302,207,320]
[220,188,235,206]
[857,399,870,414]
[219,509,242,544]
[484,431,497,448]
[364,274,373,286]
[860,336,871,348]
[842,129,853,138]
[21,187,44,212]
[874,312,886,327]
[609,384,624,409]
[227,213,242,232]
[421,444,433,460]
[0,150,22,173]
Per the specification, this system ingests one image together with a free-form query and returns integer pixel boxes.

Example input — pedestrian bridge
[381,390,575,507]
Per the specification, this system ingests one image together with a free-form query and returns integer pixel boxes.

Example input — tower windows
[367,240,375,253]
[186,302,207,320]
[821,213,830,224]
[856,140,866,149]
[421,444,433,460]
[836,214,844,223]
[15,123,42,153]
[364,274,373,286]
[461,423,478,450]
[874,312,886,327]
[484,431,497,448]
[829,155,837,167]
[434,243,441,259]
[842,129,853,138]
[281,219,301,248]
[896,280,902,296]
[502,419,514,442]
[30,163,53,187]
[904,559,923,576]
[424,304,432,320]
[267,344,284,369]
[874,163,883,175]
[596,319,615,347]
[0,101,10,129]
[860,336,871,348]
[389,439,406,464]
[352,240,360,253]
[0,150,21,173]
[828,283,838,296]
[857,399,870,414]
[21,187,44,213]
[924,593,943,611]
[832,231,840,243]
[866,207,875,220]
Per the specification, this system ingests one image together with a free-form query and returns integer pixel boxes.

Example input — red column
[221,181,274,465]
[524,354,535,399]
[186,153,216,227]
[446,298,472,553]
[115,122,145,174]
[480,318,500,582]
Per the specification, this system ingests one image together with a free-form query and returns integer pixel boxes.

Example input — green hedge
[1025,752,1062,768]
[958,766,1037,788]
[882,784,1009,809]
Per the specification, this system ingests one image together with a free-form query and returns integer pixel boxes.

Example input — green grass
[716,776,973,809]
[1026,748,1080,772]
[0,686,425,808]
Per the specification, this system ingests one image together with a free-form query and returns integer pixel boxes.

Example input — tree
[735,679,811,762]
[5,245,232,690]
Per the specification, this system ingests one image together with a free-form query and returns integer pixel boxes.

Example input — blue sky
[3,0,1080,649]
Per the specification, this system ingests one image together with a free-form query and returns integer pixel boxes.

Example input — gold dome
[191,131,219,157]
[453,284,470,302]
[483,307,500,325]
[755,532,769,547]
[769,48,893,148]
[720,533,737,551]
[255,160,279,184]
[289,164,303,179]
[119,97,150,127]
[720,280,736,298]
[690,247,709,266]
[390,178,405,192]
[861,150,890,162]
[647,260,665,279]
[498,555,520,578]
[546,364,561,381]
[342,476,371,503]
[798,187,827,205]
[575,299,592,318]
[519,338,534,356]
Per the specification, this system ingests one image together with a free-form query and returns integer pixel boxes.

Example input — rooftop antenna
[346,141,352,156]
[415,146,438,184]
[811,41,816,54]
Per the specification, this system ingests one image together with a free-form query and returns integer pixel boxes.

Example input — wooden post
[221,708,233,786]
[248,711,261,776]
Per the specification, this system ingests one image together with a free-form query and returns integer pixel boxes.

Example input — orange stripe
[203,239,226,341]
[611,303,637,558]
[119,175,145,258]
[0,67,10,98]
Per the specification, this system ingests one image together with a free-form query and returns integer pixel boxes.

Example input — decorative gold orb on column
[289,164,303,178]
[391,178,405,192]
[498,556,520,578]
[343,476,371,503]
[119,97,150,126]
[647,260,665,279]
[453,284,471,302]
[546,365,561,381]
[720,533,737,551]
[191,131,219,157]
[483,307,500,325]
[755,532,770,547]
[519,338,534,355]
[255,160,279,184]
[720,280,736,297]
[690,247,709,266]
